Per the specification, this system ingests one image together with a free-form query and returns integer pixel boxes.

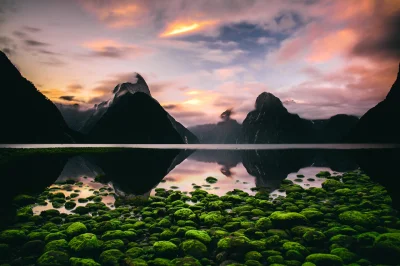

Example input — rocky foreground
[1,171,400,266]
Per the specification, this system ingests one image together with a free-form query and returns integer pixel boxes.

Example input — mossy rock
[68,233,101,254]
[103,239,125,250]
[151,258,173,266]
[37,251,69,266]
[245,251,262,261]
[330,248,358,264]
[321,180,343,191]
[153,241,178,259]
[217,235,250,252]
[338,211,378,228]
[180,239,207,259]
[303,230,326,244]
[269,211,308,229]
[65,201,77,210]
[174,208,196,220]
[21,240,45,256]
[99,249,124,265]
[372,233,400,264]
[70,257,101,266]
[0,229,26,243]
[101,230,136,241]
[126,247,145,258]
[66,222,88,237]
[283,241,309,256]
[316,171,331,177]
[45,232,66,242]
[171,256,202,266]
[200,211,225,225]
[305,254,343,266]
[185,230,211,244]
[255,217,273,231]
[206,177,218,184]
[45,239,69,252]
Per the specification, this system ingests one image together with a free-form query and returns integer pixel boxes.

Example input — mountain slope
[352,63,400,143]
[313,114,359,143]
[241,92,315,143]
[83,73,198,144]
[0,51,75,143]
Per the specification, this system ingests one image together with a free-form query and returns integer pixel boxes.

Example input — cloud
[352,10,400,60]
[24,39,50,47]
[12,31,27,38]
[23,26,41,33]
[59,96,75,101]
[0,36,17,56]
[40,57,66,67]
[163,104,177,110]
[214,66,246,80]
[82,39,151,59]
[67,83,83,92]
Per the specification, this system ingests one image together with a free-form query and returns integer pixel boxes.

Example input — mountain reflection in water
[0,146,399,226]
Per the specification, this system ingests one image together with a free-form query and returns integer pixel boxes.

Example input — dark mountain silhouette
[81,74,199,144]
[189,109,242,143]
[351,63,400,143]
[0,51,76,143]
[241,92,315,143]
[313,114,359,143]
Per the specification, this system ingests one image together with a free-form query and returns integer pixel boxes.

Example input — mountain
[241,92,315,143]
[0,51,76,143]
[189,109,242,143]
[55,103,95,132]
[351,63,400,143]
[82,73,199,144]
[313,114,359,143]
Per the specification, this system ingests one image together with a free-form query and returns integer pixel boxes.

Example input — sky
[0,0,399,126]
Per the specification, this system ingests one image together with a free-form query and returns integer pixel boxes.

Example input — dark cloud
[40,57,66,67]
[24,39,50,47]
[38,49,60,55]
[23,26,41,33]
[163,104,177,110]
[352,11,400,60]
[12,31,27,38]
[59,96,75,101]
[87,46,149,59]
[0,36,17,56]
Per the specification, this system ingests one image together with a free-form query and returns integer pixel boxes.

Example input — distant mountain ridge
[0,51,76,143]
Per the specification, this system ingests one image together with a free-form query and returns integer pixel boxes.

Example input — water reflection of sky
[152,160,256,196]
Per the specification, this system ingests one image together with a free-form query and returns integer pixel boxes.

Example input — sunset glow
[160,20,217,37]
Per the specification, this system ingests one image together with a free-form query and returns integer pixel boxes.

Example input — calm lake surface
[1,145,400,265]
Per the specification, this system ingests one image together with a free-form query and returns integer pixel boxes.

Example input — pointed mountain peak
[112,72,151,98]
[255,92,284,110]
[385,63,400,101]
[0,50,22,80]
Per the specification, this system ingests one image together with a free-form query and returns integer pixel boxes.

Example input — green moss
[200,211,225,225]
[0,229,26,243]
[65,201,76,210]
[283,241,309,256]
[205,177,218,184]
[68,233,101,254]
[153,241,178,259]
[316,171,331,177]
[305,254,343,266]
[45,232,66,242]
[269,211,308,229]
[21,240,45,256]
[373,233,400,264]
[338,211,378,228]
[245,251,262,261]
[303,231,326,244]
[255,217,272,230]
[70,257,101,266]
[103,239,124,250]
[44,239,68,252]
[66,222,88,237]
[151,258,173,266]
[99,249,124,265]
[321,180,343,191]
[174,208,196,220]
[185,230,211,244]
[331,248,358,264]
[126,247,144,258]
[171,256,202,266]
[37,251,69,266]
[180,239,207,259]
[101,230,136,241]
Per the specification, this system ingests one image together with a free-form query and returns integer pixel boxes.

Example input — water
[0,145,399,265]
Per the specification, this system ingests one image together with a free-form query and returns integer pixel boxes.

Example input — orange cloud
[81,39,151,58]
[160,20,217,37]
[307,29,358,62]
